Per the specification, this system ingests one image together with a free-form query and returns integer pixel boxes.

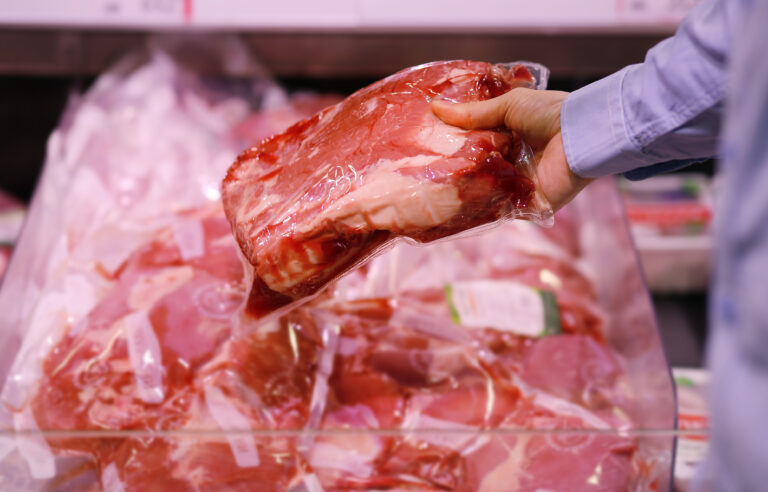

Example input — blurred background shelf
[0,29,674,78]
[0,0,701,78]
[1,0,694,33]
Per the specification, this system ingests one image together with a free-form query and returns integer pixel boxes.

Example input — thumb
[431,93,514,130]
[433,88,566,149]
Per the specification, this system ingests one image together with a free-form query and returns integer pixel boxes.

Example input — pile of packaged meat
[0,39,676,491]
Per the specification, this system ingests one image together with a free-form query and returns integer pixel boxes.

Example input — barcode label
[445,280,560,337]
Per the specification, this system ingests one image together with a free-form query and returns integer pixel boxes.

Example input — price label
[99,0,188,23]
[445,280,561,337]
[622,0,702,17]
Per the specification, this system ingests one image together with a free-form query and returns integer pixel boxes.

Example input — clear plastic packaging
[321,178,676,489]
[0,39,675,491]
[222,60,553,319]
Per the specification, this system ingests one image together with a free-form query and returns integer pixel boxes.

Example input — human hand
[432,88,592,211]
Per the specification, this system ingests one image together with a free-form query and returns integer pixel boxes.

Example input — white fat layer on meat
[320,104,342,122]
[237,192,283,225]
[299,155,462,234]
[128,266,194,311]
[361,97,380,116]
[415,111,468,156]
[260,239,359,292]
[254,150,468,292]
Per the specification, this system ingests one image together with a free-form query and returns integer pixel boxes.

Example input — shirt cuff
[622,158,707,181]
[561,66,655,178]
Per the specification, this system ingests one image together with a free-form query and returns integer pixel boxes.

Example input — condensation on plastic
[0,36,674,491]
[221,59,554,322]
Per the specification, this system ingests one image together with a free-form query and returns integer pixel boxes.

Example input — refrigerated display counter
[0,41,689,490]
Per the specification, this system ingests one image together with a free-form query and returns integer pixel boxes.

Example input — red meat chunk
[222,61,550,318]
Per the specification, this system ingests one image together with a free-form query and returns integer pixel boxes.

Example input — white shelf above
[0,0,700,33]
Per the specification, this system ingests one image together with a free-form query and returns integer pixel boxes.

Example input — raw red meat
[29,207,241,453]
[460,411,636,492]
[95,321,325,491]
[26,241,642,491]
[222,61,550,318]
[25,199,638,491]
[297,302,637,491]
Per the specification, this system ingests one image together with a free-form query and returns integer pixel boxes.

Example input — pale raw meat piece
[98,318,327,491]
[98,387,308,492]
[296,302,637,491]
[519,335,634,420]
[222,60,551,318]
[29,207,243,451]
[461,411,635,492]
[35,286,327,490]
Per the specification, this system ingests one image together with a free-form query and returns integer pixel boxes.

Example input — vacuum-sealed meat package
[222,60,553,318]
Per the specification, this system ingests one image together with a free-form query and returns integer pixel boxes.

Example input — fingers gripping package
[221,61,553,318]
[0,39,675,491]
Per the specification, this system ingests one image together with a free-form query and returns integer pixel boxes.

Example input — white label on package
[121,311,165,404]
[446,280,556,337]
[204,386,260,468]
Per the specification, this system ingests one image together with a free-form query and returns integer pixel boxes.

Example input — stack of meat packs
[0,45,671,491]
[29,210,643,492]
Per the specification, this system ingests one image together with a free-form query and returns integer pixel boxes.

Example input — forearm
[562,0,732,179]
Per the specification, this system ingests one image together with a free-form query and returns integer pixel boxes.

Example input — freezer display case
[0,39,677,491]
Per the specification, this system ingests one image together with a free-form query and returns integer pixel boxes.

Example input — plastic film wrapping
[222,60,553,320]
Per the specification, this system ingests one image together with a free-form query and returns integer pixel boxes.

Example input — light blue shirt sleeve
[560,0,731,180]
[561,0,768,490]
